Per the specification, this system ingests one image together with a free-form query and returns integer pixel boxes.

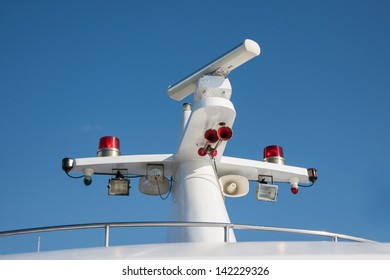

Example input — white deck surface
[2,241,390,260]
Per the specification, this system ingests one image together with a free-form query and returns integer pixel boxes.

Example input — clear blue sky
[1,0,389,254]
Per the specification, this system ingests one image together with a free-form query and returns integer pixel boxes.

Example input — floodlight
[256,183,278,202]
[108,177,130,196]
[62,157,74,173]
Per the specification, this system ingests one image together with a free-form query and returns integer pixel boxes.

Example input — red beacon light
[263,145,285,165]
[97,136,121,157]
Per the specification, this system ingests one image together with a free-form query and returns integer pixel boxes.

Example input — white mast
[168,85,237,242]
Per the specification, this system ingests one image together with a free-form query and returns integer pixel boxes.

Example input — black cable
[65,172,84,179]
[298,182,315,188]
[156,176,173,200]
[124,175,143,179]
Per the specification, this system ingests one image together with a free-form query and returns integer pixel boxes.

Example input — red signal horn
[204,129,219,143]
[217,126,233,141]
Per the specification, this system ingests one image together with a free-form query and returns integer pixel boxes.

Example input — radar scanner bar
[167,39,261,101]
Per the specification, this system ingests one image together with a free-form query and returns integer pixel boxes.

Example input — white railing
[0,221,376,252]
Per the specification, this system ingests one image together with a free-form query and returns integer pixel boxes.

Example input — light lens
[291,185,299,194]
[263,145,285,164]
[84,175,92,186]
[264,145,284,158]
[97,136,121,157]
[256,183,278,202]
[99,136,120,150]
[108,178,130,196]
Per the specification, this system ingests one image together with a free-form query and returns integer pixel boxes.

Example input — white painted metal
[167,94,237,242]
[176,97,236,161]
[168,160,235,242]
[194,75,232,101]
[71,154,176,175]
[217,156,311,183]
[3,241,390,260]
[181,103,191,132]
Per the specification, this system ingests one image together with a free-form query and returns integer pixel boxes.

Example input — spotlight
[308,168,318,183]
[108,178,130,196]
[108,171,130,196]
[256,183,278,202]
[62,158,74,173]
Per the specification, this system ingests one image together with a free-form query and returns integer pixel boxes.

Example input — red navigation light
[218,126,233,141]
[204,129,219,143]
[291,185,299,194]
[263,145,285,165]
[97,136,121,157]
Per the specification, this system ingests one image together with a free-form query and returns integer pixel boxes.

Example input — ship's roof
[3,241,390,260]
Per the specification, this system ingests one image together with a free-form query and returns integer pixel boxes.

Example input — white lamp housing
[256,183,278,202]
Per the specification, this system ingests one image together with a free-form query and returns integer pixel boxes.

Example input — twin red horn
[217,126,233,141]
[198,126,233,157]
[204,129,219,143]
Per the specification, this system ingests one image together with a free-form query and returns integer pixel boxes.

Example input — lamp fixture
[256,183,278,202]
[107,171,130,196]
[83,168,94,186]
[97,136,121,157]
[263,145,285,165]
